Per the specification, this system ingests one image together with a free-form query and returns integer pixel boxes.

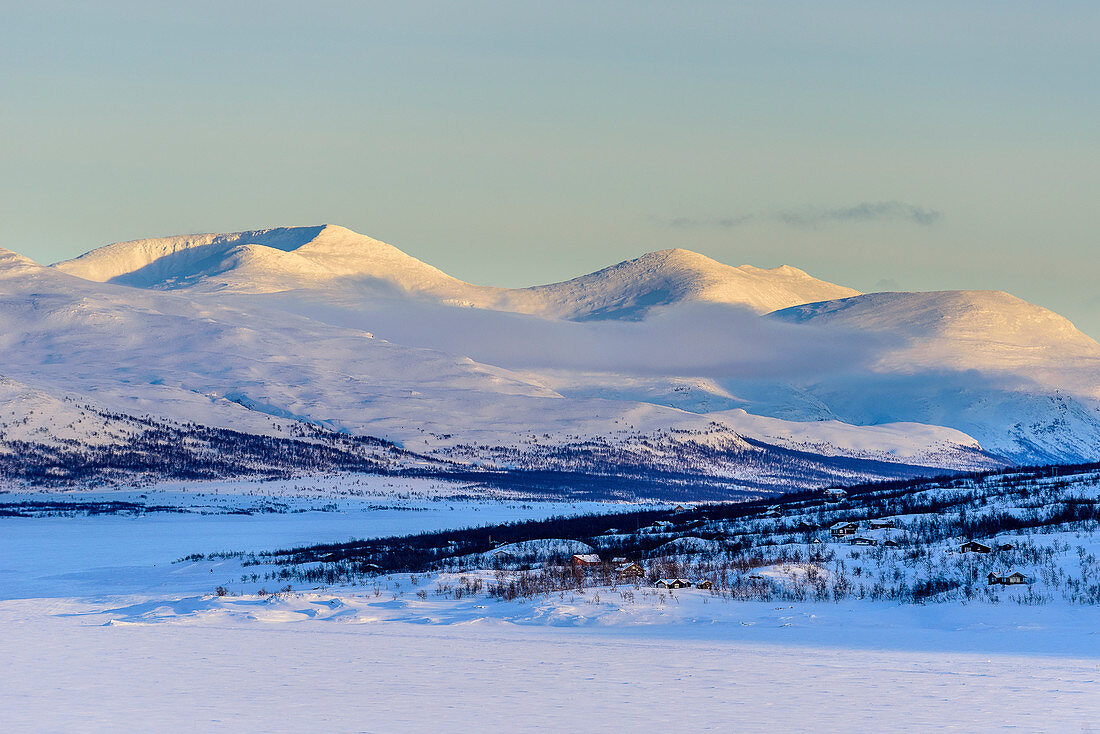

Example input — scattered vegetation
[194,462,1100,605]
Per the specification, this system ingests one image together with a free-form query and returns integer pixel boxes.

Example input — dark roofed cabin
[988,571,1032,586]
[960,541,992,554]
[830,522,859,537]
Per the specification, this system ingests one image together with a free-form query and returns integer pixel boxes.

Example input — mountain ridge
[52,224,860,319]
[0,223,1092,488]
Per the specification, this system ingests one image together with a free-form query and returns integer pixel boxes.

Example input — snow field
[3,590,1099,732]
[3,477,1100,731]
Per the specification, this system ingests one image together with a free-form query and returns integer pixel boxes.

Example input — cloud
[668,215,754,229]
[776,201,941,227]
[666,201,941,230]
[273,296,892,382]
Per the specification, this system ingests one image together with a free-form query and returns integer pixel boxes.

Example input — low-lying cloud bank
[256,295,891,381]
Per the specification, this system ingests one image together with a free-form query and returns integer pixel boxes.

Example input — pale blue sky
[2,2,1098,335]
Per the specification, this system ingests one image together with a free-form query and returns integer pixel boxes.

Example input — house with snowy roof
[571,553,601,568]
[987,571,1032,586]
[614,562,645,580]
[830,521,859,537]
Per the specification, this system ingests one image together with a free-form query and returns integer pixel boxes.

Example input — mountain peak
[52,224,464,295]
[0,247,43,277]
[480,248,859,320]
[51,225,859,318]
[773,289,1100,387]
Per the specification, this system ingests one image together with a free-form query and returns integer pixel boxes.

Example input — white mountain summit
[54,224,859,319]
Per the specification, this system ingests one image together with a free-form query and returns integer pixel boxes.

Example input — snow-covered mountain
[55,225,476,299]
[0,242,990,491]
[0,223,1095,490]
[55,224,859,319]
[497,248,861,319]
[774,290,1100,397]
[763,291,1100,461]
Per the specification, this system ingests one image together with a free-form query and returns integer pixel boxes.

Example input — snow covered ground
[0,477,638,599]
[3,478,1099,731]
[5,594,1100,732]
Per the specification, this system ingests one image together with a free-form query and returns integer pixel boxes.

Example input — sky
[2,1,1098,336]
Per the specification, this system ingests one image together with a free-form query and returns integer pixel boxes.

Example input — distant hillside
[244,462,1100,606]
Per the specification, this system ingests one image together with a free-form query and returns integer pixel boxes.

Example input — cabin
[672,505,687,513]
[656,578,691,590]
[830,522,859,537]
[988,571,1033,586]
[796,521,819,532]
[849,536,877,546]
[882,539,900,548]
[571,553,601,568]
[823,488,848,499]
[959,541,992,554]
[615,562,645,579]
[868,520,896,530]
[695,580,714,590]
[996,543,1015,552]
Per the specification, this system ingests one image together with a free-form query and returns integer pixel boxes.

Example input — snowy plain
[6,598,1100,733]
[3,477,1099,732]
